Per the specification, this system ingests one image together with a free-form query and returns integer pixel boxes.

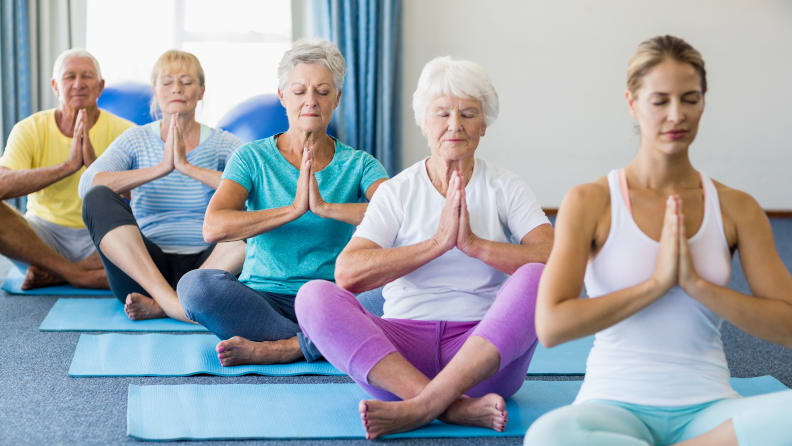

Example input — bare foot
[440,393,507,432]
[216,336,302,366]
[358,398,436,440]
[124,293,166,320]
[21,265,66,289]
[65,267,108,289]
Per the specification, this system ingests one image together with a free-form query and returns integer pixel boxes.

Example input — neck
[55,104,100,135]
[161,112,199,139]
[426,155,475,195]
[281,128,332,157]
[626,143,698,192]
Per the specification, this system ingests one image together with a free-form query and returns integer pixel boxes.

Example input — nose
[448,111,463,130]
[667,100,686,123]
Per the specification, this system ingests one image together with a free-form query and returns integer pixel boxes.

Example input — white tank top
[576,169,739,406]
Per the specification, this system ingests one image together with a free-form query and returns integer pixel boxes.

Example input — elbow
[534,307,564,348]
[202,216,225,244]
[334,257,365,293]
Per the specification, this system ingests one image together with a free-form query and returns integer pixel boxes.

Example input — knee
[513,262,545,285]
[295,280,347,329]
[523,407,578,446]
[81,185,116,227]
[177,269,230,319]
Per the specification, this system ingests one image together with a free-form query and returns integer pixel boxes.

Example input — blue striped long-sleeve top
[79,121,242,253]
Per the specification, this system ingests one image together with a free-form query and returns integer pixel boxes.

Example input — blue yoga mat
[69,332,588,377]
[126,376,787,440]
[528,336,592,375]
[40,298,208,332]
[69,333,343,376]
[1,267,111,296]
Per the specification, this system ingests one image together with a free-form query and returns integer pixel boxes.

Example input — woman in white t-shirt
[295,56,554,439]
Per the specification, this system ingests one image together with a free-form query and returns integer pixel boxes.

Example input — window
[86,0,291,126]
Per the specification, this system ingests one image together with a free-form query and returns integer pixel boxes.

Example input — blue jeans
[176,269,383,362]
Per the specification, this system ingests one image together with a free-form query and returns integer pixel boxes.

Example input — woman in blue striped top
[78,50,244,323]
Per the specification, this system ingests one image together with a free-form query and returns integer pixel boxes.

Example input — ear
[334,88,342,108]
[277,88,286,108]
[625,89,638,120]
[480,125,486,137]
[198,84,205,101]
[96,79,105,98]
[51,78,60,97]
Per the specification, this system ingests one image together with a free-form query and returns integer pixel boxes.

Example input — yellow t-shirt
[0,109,134,228]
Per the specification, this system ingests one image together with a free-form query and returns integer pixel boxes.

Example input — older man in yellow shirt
[0,49,133,289]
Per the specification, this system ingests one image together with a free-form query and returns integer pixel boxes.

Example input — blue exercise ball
[218,94,337,143]
[97,82,154,126]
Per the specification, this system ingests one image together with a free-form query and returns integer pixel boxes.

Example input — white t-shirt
[354,157,549,321]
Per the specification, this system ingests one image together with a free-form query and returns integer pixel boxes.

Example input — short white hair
[412,56,499,132]
[277,39,346,92]
[52,48,103,81]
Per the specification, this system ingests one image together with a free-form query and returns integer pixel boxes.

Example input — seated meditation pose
[0,49,133,289]
[79,50,244,321]
[295,56,554,439]
[524,35,792,446]
[176,39,388,365]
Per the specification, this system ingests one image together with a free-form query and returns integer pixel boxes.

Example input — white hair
[412,56,499,132]
[277,39,346,92]
[52,48,103,81]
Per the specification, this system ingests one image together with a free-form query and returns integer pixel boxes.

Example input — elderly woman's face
[154,66,204,117]
[279,63,340,134]
[52,56,104,110]
[424,96,485,162]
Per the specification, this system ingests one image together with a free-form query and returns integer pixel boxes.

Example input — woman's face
[423,95,486,163]
[154,65,204,117]
[627,59,704,155]
[279,63,340,134]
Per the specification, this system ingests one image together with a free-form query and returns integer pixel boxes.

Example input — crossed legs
[0,202,106,289]
[296,263,543,439]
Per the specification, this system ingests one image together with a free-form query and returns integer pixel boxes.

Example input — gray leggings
[177,269,383,362]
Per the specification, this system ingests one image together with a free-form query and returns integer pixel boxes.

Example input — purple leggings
[295,263,543,401]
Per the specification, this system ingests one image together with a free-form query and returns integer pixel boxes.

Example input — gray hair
[277,39,346,92]
[412,56,499,132]
[52,48,103,81]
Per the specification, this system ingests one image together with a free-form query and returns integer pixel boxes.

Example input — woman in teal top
[177,39,387,365]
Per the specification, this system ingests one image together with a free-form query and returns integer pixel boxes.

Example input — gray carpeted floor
[1,219,791,445]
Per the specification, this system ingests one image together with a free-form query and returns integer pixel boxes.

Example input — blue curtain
[320,0,400,175]
[1,0,31,211]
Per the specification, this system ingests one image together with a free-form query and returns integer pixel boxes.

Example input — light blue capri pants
[524,390,792,446]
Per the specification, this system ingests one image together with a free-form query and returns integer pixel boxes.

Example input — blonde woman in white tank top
[525,36,792,446]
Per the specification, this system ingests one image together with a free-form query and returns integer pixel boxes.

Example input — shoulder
[712,178,765,234]
[333,140,378,164]
[560,177,611,223]
[476,158,531,191]
[233,136,273,158]
[98,110,135,132]
[12,109,53,134]
[208,128,243,150]
[384,159,424,188]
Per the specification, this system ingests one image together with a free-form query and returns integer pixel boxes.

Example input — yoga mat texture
[528,336,592,375]
[69,333,589,377]
[40,298,208,332]
[2,268,111,296]
[69,333,343,376]
[126,376,787,441]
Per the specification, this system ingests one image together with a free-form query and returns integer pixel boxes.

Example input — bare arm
[310,177,387,225]
[335,171,464,292]
[203,148,314,243]
[535,183,678,347]
[92,164,172,195]
[0,114,87,200]
[0,164,80,200]
[679,189,792,348]
[456,185,553,274]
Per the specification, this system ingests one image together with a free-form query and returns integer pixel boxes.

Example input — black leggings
[82,185,214,303]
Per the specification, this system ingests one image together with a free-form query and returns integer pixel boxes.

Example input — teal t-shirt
[222,135,388,294]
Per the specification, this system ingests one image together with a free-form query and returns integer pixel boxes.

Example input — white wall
[400,1,792,209]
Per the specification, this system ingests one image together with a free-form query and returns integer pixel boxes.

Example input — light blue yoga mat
[1,267,111,296]
[69,333,343,376]
[40,298,208,332]
[69,332,588,377]
[126,376,787,440]
[528,336,592,375]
